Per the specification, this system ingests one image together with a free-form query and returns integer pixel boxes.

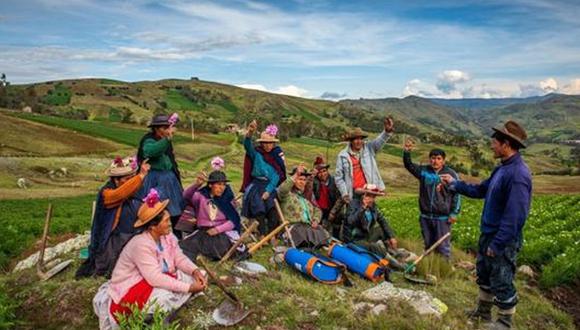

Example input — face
[154,125,171,138]
[350,137,364,151]
[316,167,329,181]
[491,138,508,159]
[430,155,445,171]
[362,194,376,207]
[260,142,275,152]
[113,173,135,187]
[209,182,226,197]
[151,211,172,236]
[294,175,307,191]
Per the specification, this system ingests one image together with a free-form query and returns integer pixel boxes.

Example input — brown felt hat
[256,131,279,143]
[357,184,385,196]
[134,199,170,228]
[342,127,368,141]
[492,120,527,149]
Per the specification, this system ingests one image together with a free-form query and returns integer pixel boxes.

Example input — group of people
[80,112,531,330]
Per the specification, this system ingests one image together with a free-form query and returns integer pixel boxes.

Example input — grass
[42,83,71,106]
[164,89,203,111]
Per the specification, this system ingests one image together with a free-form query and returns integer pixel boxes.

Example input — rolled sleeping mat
[327,242,389,282]
[284,248,345,284]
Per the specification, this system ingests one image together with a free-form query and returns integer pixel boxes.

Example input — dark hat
[207,170,230,183]
[148,114,171,128]
[492,120,527,149]
[313,156,330,170]
[289,166,312,177]
[342,127,368,141]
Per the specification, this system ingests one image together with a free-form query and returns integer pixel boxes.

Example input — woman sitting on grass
[93,189,207,330]
[179,157,246,261]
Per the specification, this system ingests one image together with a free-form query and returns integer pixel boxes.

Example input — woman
[241,120,284,236]
[279,164,330,249]
[137,113,184,238]
[179,157,245,261]
[93,189,207,330]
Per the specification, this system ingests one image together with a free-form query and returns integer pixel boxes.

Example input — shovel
[197,257,250,326]
[403,232,451,285]
[37,204,73,281]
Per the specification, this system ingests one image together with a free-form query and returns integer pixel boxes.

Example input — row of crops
[379,194,580,288]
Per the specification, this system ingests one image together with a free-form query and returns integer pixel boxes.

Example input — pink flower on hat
[265,124,278,137]
[168,113,179,126]
[113,156,123,167]
[211,156,225,171]
[143,188,160,208]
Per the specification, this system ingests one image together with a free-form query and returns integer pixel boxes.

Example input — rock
[13,233,90,272]
[455,260,475,271]
[16,178,29,189]
[518,265,536,279]
[309,310,319,317]
[361,281,447,318]
[336,287,347,298]
[353,302,374,314]
[371,304,388,316]
[426,274,438,284]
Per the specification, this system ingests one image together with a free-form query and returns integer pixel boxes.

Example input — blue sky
[1,0,580,99]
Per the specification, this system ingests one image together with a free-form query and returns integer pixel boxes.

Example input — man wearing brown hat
[440,120,532,329]
[335,117,394,204]
[312,156,341,237]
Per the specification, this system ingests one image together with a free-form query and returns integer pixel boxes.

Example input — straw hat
[342,127,368,141]
[358,184,385,196]
[134,189,170,228]
[256,131,279,143]
[105,156,138,177]
[492,120,527,149]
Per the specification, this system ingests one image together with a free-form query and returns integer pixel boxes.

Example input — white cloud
[402,79,435,97]
[539,77,558,93]
[236,83,308,97]
[436,70,471,94]
[561,79,580,94]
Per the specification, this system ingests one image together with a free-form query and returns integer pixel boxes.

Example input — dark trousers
[419,216,451,258]
[353,225,388,257]
[256,207,280,236]
[476,233,521,309]
[171,215,182,239]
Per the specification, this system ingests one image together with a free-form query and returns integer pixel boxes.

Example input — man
[440,120,532,329]
[403,139,460,259]
[335,117,394,204]
[312,156,341,237]
[343,184,397,257]
[76,156,150,278]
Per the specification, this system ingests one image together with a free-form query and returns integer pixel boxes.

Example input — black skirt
[179,229,234,261]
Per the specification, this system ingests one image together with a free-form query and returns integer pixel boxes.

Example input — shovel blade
[41,259,73,281]
[212,299,250,326]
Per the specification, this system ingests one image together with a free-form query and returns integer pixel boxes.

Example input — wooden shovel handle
[412,232,451,266]
[37,203,53,272]
[218,221,259,265]
[197,257,240,303]
[248,220,290,254]
[273,199,295,248]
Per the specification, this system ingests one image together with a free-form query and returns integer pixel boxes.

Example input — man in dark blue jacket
[441,121,532,329]
[403,140,460,259]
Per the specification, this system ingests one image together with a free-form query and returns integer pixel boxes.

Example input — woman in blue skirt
[137,113,184,238]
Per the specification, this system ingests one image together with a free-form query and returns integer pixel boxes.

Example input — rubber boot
[465,300,493,322]
[488,307,515,329]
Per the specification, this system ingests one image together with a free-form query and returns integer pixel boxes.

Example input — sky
[1,0,580,100]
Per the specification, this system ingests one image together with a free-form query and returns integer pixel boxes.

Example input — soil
[545,281,580,329]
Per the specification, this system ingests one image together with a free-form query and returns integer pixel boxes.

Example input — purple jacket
[183,184,235,234]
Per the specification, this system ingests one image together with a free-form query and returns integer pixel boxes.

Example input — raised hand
[139,159,151,176]
[403,138,415,152]
[384,116,394,133]
[247,120,258,135]
[195,171,208,186]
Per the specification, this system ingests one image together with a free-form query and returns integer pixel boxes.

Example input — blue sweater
[243,137,280,193]
[451,153,532,255]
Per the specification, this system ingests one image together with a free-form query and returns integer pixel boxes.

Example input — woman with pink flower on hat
[241,120,286,237]
[179,157,246,261]
[93,189,207,329]
[76,156,150,279]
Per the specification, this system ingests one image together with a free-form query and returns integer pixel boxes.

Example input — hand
[247,120,258,135]
[342,195,351,204]
[436,183,443,192]
[295,163,306,178]
[195,171,207,186]
[261,191,270,200]
[439,174,456,185]
[139,159,151,176]
[207,228,219,236]
[486,247,495,257]
[448,217,457,225]
[403,138,414,152]
[384,116,394,133]
[189,270,208,292]
[388,238,398,249]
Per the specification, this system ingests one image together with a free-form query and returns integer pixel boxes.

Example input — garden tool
[218,221,259,265]
[273,199,296,248]
[197,257,250,326]
[403,232,450,285]
[247,220,290,254]
[37,204,73,281]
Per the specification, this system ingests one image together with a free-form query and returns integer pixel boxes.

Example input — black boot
[465,300,493,322]
[488,308,514,329]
